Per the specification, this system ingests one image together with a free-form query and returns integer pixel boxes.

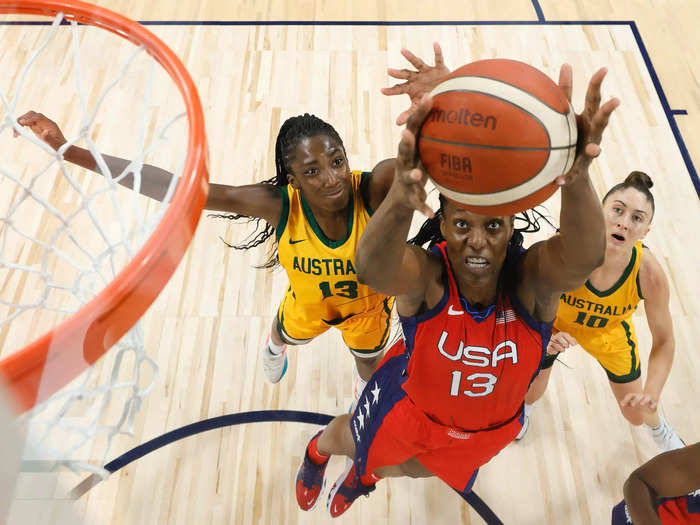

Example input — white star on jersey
[357,411,365,429]
[371,383,381,404]
[363,398,371,419]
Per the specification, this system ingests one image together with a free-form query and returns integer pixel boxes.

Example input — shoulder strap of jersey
[275,185,292,242]
[431,241,458,304]
[357,170,374,215]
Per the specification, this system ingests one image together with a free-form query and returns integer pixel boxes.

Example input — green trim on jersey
[603,320,641,383]
[275,186,291,242]
[360,171,374,216]
[300,187,355,249]
[585,246,637,297]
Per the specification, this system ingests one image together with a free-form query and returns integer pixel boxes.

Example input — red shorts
[351,340,524,492]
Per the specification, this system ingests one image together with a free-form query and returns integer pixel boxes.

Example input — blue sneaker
[295,431,329,511]
[327,460,376,517]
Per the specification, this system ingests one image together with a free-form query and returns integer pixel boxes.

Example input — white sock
[356,376,368,397]
[354,365,368,400]
[267,337,285,355]
[524,403,534,418]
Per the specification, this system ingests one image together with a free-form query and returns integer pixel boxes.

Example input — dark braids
[408,194,557,292]
[208,113,345,268]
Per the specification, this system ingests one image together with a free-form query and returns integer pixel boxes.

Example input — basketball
[418,59,577,215]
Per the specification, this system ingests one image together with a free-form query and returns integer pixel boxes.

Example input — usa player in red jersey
[612,441,700,524]
[294,64,619,518]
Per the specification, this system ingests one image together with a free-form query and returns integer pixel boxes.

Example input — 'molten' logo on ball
[428,108,497,130]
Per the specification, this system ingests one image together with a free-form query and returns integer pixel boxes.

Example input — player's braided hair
[208,113,345,268]
[602,170,655,220]
[408,194,556,292]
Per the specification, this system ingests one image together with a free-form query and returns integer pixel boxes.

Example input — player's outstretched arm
[623,442,700,525]
[16,111,282,225]
[381,42,450,125]
[619,249,675,412]
[521,66,619,319]
[355,96,434,297]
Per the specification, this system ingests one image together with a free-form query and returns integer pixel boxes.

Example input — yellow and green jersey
[276,170,392,330]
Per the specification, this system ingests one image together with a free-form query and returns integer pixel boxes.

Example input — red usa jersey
[399,242,551,430]
[612,490,700,524]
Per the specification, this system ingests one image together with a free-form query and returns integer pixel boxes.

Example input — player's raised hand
[15,111,67,151]
[555,65,620,186]
[393,95,433,218]
[546,331,578,355]
[620,393,658,413]
[381,42,450,126]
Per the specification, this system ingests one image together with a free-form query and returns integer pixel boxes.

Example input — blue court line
[465,491,505,525]
[103,410,332,472]
[628,22,700,197]
[531,0,546,22]
[672,110,688,115]
[99,409,502,521]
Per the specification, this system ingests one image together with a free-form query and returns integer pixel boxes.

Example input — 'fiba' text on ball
[440,154,472,173]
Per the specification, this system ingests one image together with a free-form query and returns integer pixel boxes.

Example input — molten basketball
[418,59,577,215]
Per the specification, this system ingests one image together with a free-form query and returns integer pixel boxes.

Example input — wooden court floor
[3,1,700,524]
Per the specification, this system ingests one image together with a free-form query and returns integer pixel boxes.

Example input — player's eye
[332,157,344,167]
[487,220,501,230]
[455,220,468,230]
[304,168,318,176]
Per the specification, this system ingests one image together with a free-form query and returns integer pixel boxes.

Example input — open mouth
[466,257,489,270]
[325,187,345,198]
[611,233,625,241]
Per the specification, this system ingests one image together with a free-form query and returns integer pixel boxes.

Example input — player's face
[440,201,515,285]
[603,187,652,252]
[286,134,351,212]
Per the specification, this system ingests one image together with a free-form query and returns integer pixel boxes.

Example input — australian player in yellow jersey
[14,105,422,398]
[518,172,684,451]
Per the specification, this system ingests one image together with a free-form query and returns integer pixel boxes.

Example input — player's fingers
[433,42,445,67]
[639,396,654,407]
[562,333,578,347]
[17,111,39,127]
[396,102,419,126]
[401,48,427,71]
[396,110,410,126]
[387,68,413,80]
[558,63,573,103]
[583,67,607,117]
[589,97,620,139]
[381,83,409,96]
[404,95,432,137]
[397,128,417,169]
[548,340,565,353]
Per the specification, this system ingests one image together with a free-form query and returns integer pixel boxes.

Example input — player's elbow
[623,470,657,503]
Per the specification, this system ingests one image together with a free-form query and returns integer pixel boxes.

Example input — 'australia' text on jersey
[292,256,356,276]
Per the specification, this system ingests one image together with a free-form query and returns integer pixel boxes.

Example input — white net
[0,12,191,475]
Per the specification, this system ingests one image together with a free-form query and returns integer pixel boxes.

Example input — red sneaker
[295,431,329,511]
[327,460,376,517]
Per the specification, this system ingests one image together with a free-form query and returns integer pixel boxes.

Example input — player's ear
[286,173,301,190]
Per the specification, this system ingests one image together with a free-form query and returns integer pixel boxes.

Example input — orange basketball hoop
[0,0,209,413]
